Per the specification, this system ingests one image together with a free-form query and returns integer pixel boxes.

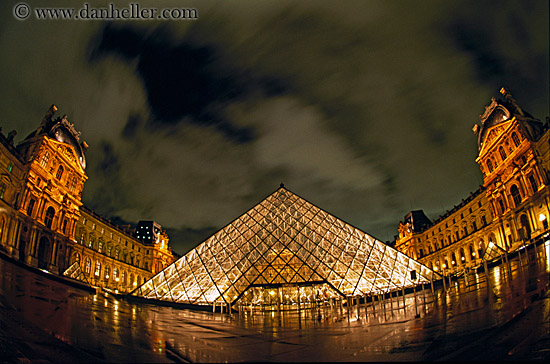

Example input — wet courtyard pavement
[1,241,549,363]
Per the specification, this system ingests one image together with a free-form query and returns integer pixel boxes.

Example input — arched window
[113,268,119,282]
[121,271,126,285]
[72,252,81,264]
[486,159,494,173]
[104,266,110,280]
[511,132,520,147]
[510,185,521,207]
[55,165,64,180]
[499,146,507,161]
[94,261,101,277]
[44,206,55,229]
[40,152,50,168]
[98,241,103,253]
[469,245,476,260]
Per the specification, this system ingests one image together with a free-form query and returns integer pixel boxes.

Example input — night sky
[1,0,548,255]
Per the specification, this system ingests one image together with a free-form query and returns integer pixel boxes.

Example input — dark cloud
[0,0,547,254]
[90,23,267,143]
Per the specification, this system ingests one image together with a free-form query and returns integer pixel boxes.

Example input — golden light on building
[0,105,175,292]
[394,88,549,276]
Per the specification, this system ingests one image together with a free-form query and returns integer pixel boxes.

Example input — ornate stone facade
[0,105,174,292]
[396,89,550,276]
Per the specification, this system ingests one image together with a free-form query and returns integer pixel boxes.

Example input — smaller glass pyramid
[133,186,440,307]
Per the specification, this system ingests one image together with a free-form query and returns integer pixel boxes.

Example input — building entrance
[235,282,341,311]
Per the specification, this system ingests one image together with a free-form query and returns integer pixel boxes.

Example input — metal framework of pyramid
[133,186,440,306]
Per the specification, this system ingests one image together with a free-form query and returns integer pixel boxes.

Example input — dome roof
[49,121,86,169]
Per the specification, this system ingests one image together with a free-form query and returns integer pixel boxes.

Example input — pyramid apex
[280,182,285,188]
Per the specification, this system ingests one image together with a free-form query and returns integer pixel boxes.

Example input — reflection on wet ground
[0,241,549,362]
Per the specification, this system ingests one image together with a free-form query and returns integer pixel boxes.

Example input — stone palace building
[0,105,174,293]
[395,88,549,276]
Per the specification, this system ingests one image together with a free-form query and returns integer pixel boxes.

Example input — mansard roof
[403,210,432,233]
[22,105,87,169]
[474,88,545,152]
[133,186,439,306]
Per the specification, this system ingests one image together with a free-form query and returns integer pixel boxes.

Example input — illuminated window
[40,152,50,168]
[98,241,103,253]
[486,159,493,173]
[114,268,119,281]
[105,266,110,280]
[80,232,85,245]
[0,183,6,200]
[94,261,101,276]
[55,165,64,180]
[85,258,91,274]
[70,177,77,193]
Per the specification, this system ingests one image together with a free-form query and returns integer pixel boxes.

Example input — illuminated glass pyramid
[133,186,439,306]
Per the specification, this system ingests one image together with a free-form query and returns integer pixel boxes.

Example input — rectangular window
[27,198,36,216]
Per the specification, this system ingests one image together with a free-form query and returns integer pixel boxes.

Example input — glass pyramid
[132,186,440,307]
